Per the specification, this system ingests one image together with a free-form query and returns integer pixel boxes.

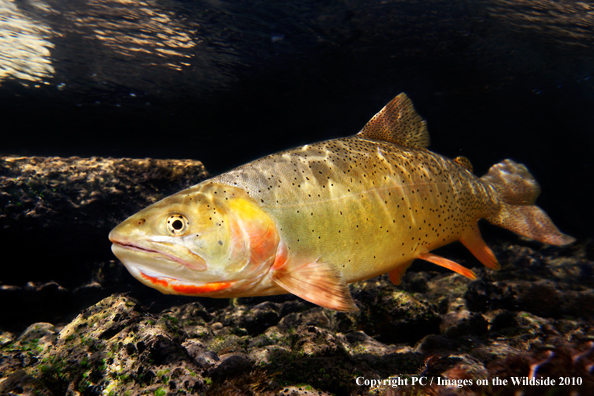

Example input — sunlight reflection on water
[0,0,54,82]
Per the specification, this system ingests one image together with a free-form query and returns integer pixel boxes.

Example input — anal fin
[418,252,477,280]
[460,224,500,270]
[389,260,413,285]
[271,258,358,312]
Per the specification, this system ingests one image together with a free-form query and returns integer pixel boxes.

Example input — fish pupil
[172,219,184,230]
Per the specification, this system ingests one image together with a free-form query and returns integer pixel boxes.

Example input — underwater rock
[0,157,207,279]
[0,156,208,326]
[0,370,54,396]
[348,278,442,344]
[17,323,57,345]
[1,156,205,228]
[440,310,488,338]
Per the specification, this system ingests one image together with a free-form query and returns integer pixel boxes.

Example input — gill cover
[222,195,280,278]
[164,185,281,289]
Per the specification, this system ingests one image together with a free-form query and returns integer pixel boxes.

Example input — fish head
[109,183,280,296]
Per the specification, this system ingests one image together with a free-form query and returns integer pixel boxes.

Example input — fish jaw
[110,238,204,273]
[110,242,277,297]
[115,252,236,296]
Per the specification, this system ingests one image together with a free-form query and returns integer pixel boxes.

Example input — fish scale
[109,93,575,311]
[213,135,499,283]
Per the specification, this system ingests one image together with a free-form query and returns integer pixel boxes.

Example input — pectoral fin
[271,258,358,312]
[418,252,477,280]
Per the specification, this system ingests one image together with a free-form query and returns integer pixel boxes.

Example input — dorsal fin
[454,156,473,172]
[357,93,430,148]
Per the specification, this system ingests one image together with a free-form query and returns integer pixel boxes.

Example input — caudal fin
[481,159,575,246]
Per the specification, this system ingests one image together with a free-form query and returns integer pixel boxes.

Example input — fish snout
[108,212,150,244]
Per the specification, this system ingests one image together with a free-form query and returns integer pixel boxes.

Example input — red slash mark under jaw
[140,272,233,294]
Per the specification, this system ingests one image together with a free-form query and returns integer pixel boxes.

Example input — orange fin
[418,252,477,280]
[460,225,500,270]
[389,260,413,285]
[271,258,358,312]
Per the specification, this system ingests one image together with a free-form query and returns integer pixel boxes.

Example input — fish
[108,93,575,311]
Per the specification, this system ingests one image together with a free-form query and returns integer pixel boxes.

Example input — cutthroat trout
[109,93,574,311]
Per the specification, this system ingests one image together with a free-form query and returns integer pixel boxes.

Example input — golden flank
[109,94,574,311]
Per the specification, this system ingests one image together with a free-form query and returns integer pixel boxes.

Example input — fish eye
[166,214,188,235]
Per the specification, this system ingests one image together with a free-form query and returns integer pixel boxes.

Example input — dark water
[1,0,593,240]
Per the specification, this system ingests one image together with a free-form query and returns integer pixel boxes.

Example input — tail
[481,159,575,246]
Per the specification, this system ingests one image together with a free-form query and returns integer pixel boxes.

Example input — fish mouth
[113,242,158,255]
[111,241,207,271]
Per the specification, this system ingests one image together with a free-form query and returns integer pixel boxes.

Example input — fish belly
[214,136,496,283]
